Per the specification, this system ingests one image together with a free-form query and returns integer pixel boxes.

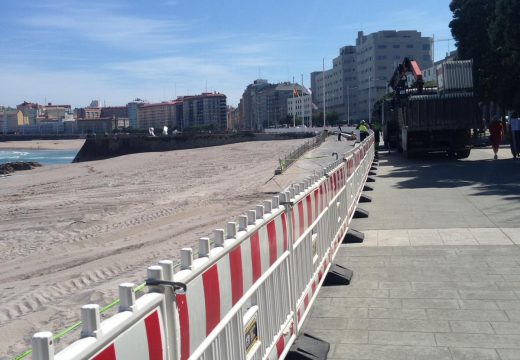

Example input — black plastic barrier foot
[368,171,377,176]
[323,263,354,286]
[287,333,330,360]
[359,194,372,203]
[354,208,369,218]
[343,229,364,244]
[363,184,374,191]
[366,177,376,183]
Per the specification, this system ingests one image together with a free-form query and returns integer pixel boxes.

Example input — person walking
[337,125,342,141]
[489,115,504,159]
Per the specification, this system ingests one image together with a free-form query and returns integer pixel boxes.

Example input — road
[305,146,520,359]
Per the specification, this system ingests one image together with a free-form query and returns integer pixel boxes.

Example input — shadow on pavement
[377,151,520,200]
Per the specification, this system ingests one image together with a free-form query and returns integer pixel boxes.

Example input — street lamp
[346,84,359,126]
[368,76,372,124]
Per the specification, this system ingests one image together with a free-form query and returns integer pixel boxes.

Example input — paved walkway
[305,146,520,360]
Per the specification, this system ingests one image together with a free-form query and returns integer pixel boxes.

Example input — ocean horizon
[0,148,78,165]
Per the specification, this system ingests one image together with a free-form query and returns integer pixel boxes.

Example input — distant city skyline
[0,0,454,108]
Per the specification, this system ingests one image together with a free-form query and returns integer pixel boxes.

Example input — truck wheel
[455,149,471,159]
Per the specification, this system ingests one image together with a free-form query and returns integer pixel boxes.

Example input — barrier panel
[29,134,375,360]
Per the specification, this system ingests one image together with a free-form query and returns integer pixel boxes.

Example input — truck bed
[399,92,480,131]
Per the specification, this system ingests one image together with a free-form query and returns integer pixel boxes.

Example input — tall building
[40,103,72,121]
[138,100,182,130]
[182,92,227,130]
[127,99,146,128]
[311,30,433,122]
[239,80,310,130]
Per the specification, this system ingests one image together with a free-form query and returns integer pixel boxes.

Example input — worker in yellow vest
[357,120,369,141]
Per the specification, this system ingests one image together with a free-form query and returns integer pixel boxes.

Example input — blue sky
[0,0,455,108]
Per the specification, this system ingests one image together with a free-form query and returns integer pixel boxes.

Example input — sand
[0,139,85,151]
[0,138,313,358]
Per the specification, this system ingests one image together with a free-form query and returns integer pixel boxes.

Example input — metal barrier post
[32,332,54,360]
[281,190,299,336]
[159,260,181,360]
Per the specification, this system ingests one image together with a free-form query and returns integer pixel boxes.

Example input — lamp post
[368,76,372,124]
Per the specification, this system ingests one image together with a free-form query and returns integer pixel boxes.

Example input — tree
[489,0,520,112]
[449,0,499,103]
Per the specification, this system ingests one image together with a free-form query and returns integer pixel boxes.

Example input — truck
[383,58,480,159]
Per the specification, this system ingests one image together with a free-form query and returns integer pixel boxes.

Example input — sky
[0,0,455,108]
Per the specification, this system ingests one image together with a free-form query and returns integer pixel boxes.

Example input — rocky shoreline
[0,161,42,175]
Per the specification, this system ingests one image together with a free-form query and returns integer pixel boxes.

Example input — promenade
[305,147,520,359]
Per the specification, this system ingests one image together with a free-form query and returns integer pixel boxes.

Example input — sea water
[0,149,78,165]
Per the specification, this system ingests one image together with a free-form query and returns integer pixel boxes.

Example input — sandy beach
[0,138,314,357]
[0,139,85,151]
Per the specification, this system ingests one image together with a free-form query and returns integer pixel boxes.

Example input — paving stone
[502,228,520,244]
[497,348,520,360]
[458,290,518,300]
[347,318,450,332]
[491,321,520,334]
[331,344,452,360]
[318,288,389,298]
[505,311,520,321]
[496,300,520,310]
[435,333,520,348]
[426,309,508,321]
[458,300,499,310]
[390,289,460,299]
[449,347,500,360]
[310,305,368,319]
[329,297,402,309]
[378,281,412,290]
[305,329,368,344]
[369,331,436,346]
[449,321,495,334]
[403,299,460,309]
[369,308,427,320]
[303,317,348,330]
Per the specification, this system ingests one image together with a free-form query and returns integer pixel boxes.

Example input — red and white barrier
[30,134,375,360]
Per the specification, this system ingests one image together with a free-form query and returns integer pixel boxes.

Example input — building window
[422,44,431,50]
[406,44,414,49]
[393,44,400,49]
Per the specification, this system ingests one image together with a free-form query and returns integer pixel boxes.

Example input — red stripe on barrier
[202,265,220,335]
[251,232,262,282]
[312,281,317,295]
[92,344,116,360]
[267,220,278,265]
[306,195,313,226]
[177,294,190,360]
[276,334,286,357]
[314,189,319,216]
[304,293,310,309]
[229,246,243,305]
[298,201,305,236]
[281,212,288,251]
[319,270,323,281]
[145,311,163,360]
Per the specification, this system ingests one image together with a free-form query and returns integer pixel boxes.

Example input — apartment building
[138,100,182,130]
[182,92,227,130]
[287,90,313,126]
[0,109,24,132]
[239,80,310,130]
[311,30,433,122]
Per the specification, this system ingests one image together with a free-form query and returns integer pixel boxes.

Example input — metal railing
[275,131,329,175]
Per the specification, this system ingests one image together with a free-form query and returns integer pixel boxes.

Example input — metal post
[32,332,54,360]
[322,58,326,128]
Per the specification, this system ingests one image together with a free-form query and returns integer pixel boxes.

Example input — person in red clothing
[489,115,504,159]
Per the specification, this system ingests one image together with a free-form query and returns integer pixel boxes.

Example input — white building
[287,92,313,126]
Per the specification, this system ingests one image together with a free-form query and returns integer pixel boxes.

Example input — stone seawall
[73,132,316,162]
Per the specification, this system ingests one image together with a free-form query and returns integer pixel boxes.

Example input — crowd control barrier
[29,134,375,360]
